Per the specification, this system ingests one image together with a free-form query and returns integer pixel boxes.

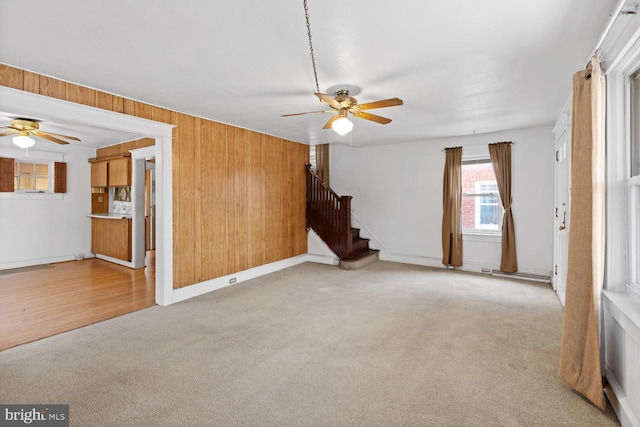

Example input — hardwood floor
[0,253,155,351]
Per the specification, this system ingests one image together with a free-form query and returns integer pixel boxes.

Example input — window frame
[461,156,503,236]
[0,148,65,200]
[628,68,640,290]
[14,160,53,193]
[604,35,640,300]
[473,180,501,231]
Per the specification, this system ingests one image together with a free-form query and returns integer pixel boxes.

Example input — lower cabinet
[91,218,132,261]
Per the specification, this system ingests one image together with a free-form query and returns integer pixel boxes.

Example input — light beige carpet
[0,261,619,426]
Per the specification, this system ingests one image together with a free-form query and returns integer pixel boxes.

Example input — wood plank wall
[0,64,309,289]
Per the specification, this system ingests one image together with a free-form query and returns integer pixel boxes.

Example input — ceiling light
[332,117,353,135]
[13,134,35,149]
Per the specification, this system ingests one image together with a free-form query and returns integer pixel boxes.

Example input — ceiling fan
[282,90,403,135]
[0,118,81,148]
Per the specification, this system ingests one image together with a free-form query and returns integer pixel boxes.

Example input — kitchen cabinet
[90,161,108,187]
[108,157,131,187]
[91,217,132,261]
[90,156,131,187]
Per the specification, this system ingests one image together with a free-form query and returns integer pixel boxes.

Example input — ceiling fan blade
[33,130,81,141]
[281,110,333,117]
[322,115,339,130]
[357,98,404,110]
[0,129,18,137]
[32,131,70,145]
[352,111,392,125]
[315,93,341,108]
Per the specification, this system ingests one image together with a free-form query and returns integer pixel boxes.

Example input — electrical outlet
[229,277,236,284]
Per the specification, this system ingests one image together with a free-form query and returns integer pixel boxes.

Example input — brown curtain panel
[315,144,330,185]
[489,142,517,273]
[442,147,463,267]
[559,56,606,409]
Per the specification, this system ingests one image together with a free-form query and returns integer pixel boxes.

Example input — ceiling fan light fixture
[13,134,35,149]
[332,117,353,135]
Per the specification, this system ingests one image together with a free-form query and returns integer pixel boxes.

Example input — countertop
[87,213,132,220]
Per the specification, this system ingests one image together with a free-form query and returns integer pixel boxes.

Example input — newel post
[340,195,353,253]
[305,163,312,205]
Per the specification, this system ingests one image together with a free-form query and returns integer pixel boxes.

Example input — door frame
[0,85,174,306]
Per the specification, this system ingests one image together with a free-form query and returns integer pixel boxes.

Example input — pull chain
[303,0,321,95]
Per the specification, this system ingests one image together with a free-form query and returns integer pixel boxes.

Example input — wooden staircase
[306,164,379,269]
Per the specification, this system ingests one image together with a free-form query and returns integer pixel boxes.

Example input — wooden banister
[306,164,353,258]
[305,164,376,264]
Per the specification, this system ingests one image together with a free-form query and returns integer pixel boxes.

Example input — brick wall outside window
[461,161,498,230]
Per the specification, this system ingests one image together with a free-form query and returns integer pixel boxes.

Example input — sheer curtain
[558,56,606,409]
[442,147,463,267]
[489,142,517,273]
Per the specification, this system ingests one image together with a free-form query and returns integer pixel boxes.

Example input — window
[630,69,640,286]
[14,161,50,192]
[0,152,66,197]
[461,159,502,234]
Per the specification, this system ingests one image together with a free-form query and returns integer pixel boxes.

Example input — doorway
[0,86,174,305]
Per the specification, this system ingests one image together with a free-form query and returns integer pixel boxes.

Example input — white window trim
[473,180,501,231]
[14,160,53,193]
[0,147,65,200]
[604,31,640,299]
[461,153,502,236]
[630,177,639,289]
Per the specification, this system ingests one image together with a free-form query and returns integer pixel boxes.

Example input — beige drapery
[315,144,330,185]
[442,147,463,267]
[489,142,518,273]
[559,56,606,409]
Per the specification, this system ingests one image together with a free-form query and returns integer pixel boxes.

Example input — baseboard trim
[605,371,640,427]
[0,255,77,271]
[95,254,138,269]
[307,254,339,265]
[170,254,309,304]
[376,252,551,283]
[491,270,551,283]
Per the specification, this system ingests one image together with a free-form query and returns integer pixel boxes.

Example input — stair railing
[306,164,353,257]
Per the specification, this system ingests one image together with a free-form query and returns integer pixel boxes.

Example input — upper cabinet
[89,155,131,187]
[108,157,131,187]
[90,161,108,187]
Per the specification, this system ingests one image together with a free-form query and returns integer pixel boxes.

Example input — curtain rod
[441,141,513,152]
[588,0,637,63]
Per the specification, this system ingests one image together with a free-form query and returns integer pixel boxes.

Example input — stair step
[350,228,361,239]
[351,237,370,252]
[339,250,379,270]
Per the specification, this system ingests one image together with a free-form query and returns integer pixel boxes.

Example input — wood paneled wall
[1,64,309,289]
[96,139,156,158]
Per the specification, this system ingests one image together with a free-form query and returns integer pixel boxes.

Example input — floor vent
[0,264,54,275]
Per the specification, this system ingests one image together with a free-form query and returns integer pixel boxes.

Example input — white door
[554,124,571,306]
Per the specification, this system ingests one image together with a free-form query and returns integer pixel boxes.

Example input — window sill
[462,232,502,243]
[462,230,502,237]
[0,192,63,200]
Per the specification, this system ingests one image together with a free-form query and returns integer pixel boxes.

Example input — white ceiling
[0,112,144,149]
[0,0,621,148]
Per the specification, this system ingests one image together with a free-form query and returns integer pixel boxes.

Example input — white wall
[317,125,555,276]
[0,144,95,269]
